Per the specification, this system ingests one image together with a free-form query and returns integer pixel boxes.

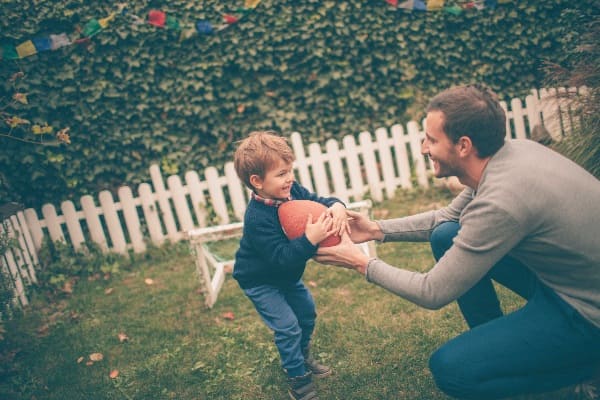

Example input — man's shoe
[303,347,332,378]
[288,371,318,400]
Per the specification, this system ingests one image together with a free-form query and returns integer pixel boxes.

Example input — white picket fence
[0,87,586,310]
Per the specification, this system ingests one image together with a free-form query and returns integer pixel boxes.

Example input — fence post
[118,186,146,253]
[359,131,383,202]
[81,195,109,252]
[407,121,429,188]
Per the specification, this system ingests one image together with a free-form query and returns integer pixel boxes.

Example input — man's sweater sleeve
[366,201,524,309]
[378,188,474,242]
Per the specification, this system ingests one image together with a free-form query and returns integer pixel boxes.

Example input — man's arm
[378,188,474,242]
[367,205,524,309]
[318,202,524,309]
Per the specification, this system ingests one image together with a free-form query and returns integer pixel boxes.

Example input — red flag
[223,14,238,24]
[148,10,167,27]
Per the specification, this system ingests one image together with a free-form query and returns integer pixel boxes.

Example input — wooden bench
[187,200,376,308]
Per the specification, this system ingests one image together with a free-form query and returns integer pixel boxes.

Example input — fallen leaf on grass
[117,333,129,343]
[62,280,74,294]
[89,353,103,362]
[222,312,235,320]
[77,356,84,364]
[109,369,119,379]
[144,278,154,285]
[36,324,49,337]
[104,288,114,295]
[308,281,317,288]
[191,361,206,372]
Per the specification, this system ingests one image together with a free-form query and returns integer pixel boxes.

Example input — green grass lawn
[0,187,579,399]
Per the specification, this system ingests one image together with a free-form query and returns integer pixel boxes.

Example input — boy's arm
[246,213,317,271]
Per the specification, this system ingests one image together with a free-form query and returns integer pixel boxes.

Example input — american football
[277,200,341,247]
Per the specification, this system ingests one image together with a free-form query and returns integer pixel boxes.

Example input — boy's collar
[251,191,292,207]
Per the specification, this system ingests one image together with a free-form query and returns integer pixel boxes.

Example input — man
[316,84,600,399]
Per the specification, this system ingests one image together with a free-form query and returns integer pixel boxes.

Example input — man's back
[476,139,600,327]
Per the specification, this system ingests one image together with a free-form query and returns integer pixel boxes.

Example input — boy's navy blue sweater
[233,182,343,289]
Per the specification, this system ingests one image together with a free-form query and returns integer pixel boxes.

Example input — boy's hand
[304,212,336,246]
[327,202,349,236]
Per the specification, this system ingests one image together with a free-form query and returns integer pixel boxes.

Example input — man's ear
[457,136,474,157]
[249,174,263,190]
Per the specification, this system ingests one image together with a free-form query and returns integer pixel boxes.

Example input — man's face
[422,110,462,178]
[251,158,295,200]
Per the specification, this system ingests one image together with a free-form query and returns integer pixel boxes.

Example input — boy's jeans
[244,280,316,377]
[429,221,600,399]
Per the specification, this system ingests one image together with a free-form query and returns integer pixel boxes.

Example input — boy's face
[250,157,295,200]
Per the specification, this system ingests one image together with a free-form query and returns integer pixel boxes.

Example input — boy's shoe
[303,347,332,378]
[288,371,318,400]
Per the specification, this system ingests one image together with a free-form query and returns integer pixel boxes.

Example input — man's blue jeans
[244,280,316,378]
[428,221,600,399]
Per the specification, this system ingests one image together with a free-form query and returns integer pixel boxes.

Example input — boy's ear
[249,174,263,189]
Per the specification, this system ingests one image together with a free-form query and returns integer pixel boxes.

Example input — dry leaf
[86,361,94,366]
[222,311,235,320]
[308,281,317,288]
[62,280,73,294]
[223,263,233,274]
[144,278,154,285]
[77,356,84,364]
[117,333,129,343]
[104,288,114,295]
[109,369,119,379]
[89,353,104,362]
[37,324,49,336]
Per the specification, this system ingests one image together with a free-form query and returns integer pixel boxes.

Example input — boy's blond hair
[234,131,296,190]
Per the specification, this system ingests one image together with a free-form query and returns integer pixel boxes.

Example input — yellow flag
[244,0,261,9]
[32,124,54,135]
[99,12,117,28]
[427,0,445,10]
[16,41,37,58]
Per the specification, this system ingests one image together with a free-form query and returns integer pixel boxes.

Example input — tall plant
[543,9,599,177]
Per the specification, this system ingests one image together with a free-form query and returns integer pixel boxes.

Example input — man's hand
[314,233,371,275]
[345,209,384,243]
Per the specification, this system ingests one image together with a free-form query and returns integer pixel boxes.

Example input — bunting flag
[389,0,510,13]
[1,0,262,62]
[1,0,510,62]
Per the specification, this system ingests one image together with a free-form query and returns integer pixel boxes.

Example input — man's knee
[429,344,476,399]
[430,222,460,261]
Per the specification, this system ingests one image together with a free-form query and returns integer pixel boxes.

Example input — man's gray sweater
[367,139,600,328]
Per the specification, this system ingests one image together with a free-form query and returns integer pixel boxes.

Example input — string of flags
[1,0,262,61]
[385,0,510,13]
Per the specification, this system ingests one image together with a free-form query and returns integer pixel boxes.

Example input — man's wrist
[355,253,373,275]
[371,221,385,241]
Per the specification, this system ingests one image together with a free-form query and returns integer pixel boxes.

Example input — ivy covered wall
[0,0,594,208]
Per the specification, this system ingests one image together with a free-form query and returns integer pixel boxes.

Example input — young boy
[233,131,347,400]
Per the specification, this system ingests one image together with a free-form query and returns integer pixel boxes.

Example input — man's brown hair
[426,84,506,158]
[234,131,296,190]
